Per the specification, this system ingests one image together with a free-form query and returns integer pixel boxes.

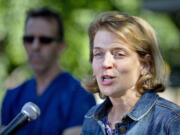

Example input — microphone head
[21,102,40,121]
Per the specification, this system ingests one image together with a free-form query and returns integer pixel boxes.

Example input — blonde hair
[82,11,167,98]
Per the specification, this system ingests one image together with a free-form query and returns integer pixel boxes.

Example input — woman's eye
[113,52,125,58]
[94,52,103,57]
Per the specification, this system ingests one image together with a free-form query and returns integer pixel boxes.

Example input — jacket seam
[84,114,94,119]
[156,102,180,116]
[129,95,158,121]
[165,115,180,134]
[84,103,102,118]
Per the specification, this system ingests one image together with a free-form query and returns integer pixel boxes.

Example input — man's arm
[62,126,82,135]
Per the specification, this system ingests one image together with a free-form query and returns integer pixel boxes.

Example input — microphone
[0,102,40,135]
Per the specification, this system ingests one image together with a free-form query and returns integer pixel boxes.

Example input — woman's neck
[108,88,141,129]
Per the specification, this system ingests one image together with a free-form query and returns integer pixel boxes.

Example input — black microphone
[0,102,40,135]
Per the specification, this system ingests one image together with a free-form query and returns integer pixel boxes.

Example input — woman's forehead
[93,29,135,51]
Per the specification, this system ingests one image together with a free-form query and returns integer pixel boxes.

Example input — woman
[81,11,180,135]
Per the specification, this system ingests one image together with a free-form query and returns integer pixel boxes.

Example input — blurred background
[0,0,180,105]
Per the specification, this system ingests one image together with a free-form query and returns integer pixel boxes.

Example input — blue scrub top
[1,72,96,135]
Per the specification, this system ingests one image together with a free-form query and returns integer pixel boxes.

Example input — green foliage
[0,0,180,96]
[141,10,180,67]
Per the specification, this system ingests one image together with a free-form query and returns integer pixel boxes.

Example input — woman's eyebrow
[111,47,128,52]
[93,47,102,49]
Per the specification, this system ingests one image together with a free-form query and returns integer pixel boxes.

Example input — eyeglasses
[23,35,58,44]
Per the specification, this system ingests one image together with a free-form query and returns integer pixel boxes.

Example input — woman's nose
[103,52,114,69]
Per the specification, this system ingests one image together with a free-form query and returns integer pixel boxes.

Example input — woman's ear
[140,54,152,75]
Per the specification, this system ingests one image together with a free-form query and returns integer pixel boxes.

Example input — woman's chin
[100,90,117,97]
[100,88,127,98]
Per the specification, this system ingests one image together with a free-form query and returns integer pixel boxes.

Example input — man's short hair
[25,7,64,42]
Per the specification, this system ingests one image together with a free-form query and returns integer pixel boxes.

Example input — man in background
[1,7,96,135]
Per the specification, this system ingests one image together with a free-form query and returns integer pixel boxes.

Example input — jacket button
[119,126,126,133]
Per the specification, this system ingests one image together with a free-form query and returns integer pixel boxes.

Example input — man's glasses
[23,36,58,44]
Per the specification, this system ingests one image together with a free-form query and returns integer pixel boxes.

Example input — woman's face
[92,29,143,98]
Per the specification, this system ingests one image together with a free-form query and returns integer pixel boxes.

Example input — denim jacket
[81,91,180,135]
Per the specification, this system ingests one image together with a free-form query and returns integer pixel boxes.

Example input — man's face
[23,18,62,74]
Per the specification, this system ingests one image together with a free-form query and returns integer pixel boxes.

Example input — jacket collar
[128,91,158,121]
[94,91,158,121]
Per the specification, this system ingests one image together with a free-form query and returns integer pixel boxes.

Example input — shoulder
[84,98,110,119]
[84,105,99,118]
[57,72,82,92]
[84,101,105,119]
[82,104,104,135]
[59,72,91,95]
[55,72,96,104]
[59,72,80,85]
[155,96,180,116]
[82,104,98,123]
[3,78,34,104]
[155,96,180,133]
[1,78,34,124]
